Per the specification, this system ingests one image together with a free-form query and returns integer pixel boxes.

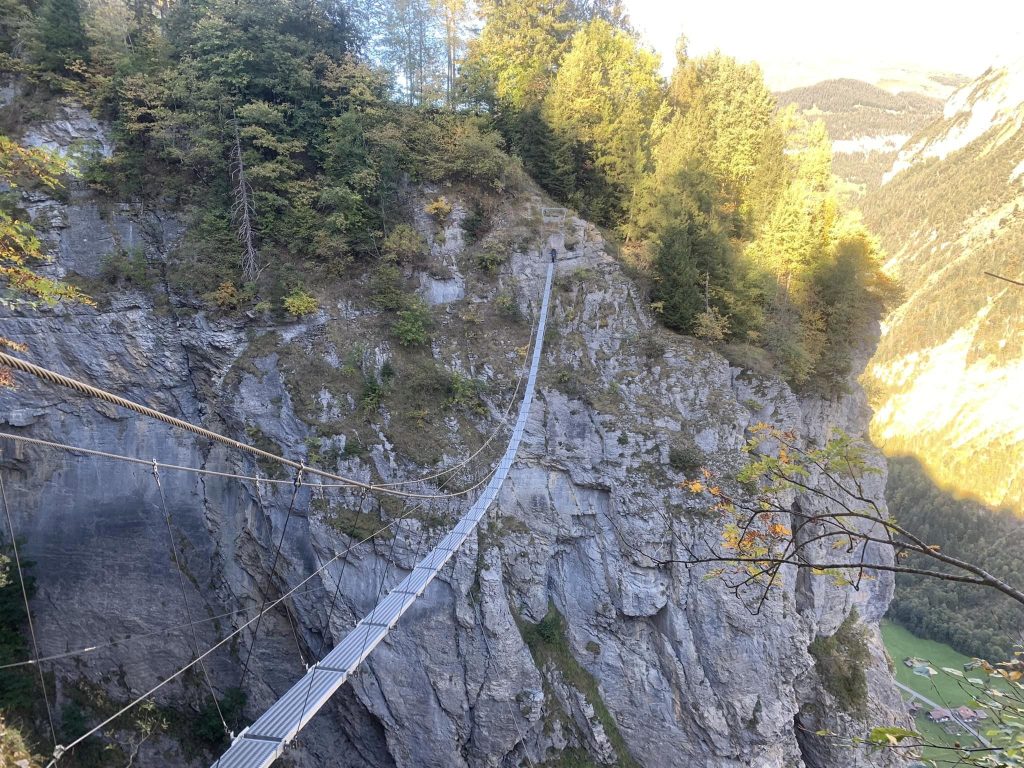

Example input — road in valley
[893,680,992,747]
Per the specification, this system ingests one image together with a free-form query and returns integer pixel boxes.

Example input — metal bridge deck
[214,260,555,768]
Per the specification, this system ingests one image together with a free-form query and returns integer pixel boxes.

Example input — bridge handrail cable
[211,261,555,768]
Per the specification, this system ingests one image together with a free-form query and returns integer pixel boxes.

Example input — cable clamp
[295,465,305,489]
[151,459,159,479]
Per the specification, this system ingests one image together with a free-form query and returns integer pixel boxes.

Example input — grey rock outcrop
[0,110,909,767]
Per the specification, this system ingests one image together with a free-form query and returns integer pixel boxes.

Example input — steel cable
[0,473,58,750]
[0,352,516,500]
[238,468,304,692]
[152,463,229,737]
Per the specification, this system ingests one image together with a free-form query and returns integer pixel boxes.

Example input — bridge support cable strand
[356,514,405,661]
[43,478,484,768]
[299,481,347,651]
[294,479,458,743]
[152,462,230,738]
[0,353,497,501]
[296,498,408,737]
[239,467,304,692]
[0,433,500,678]
[211,260,555,768]
[0,584,331,673]
[0,473,58,752]
[293,490,368,730]
[254,476,308,671]
[373,300,541,490]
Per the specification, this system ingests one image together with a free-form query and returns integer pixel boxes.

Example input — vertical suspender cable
[152,462,229,737]
[293,490,366,728]
[238,466,304,691]
[0,473,58,751]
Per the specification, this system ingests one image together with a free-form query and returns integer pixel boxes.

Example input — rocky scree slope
[0,105,908,767]
[862,56,1024,513]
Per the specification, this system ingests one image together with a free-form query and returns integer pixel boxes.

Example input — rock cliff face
[0,104,908,767]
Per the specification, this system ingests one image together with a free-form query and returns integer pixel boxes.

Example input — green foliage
[424,197,453,222]
[445,371,484,413]
[370,262,411,311]
[196,688,246,748]
[359,374,386,413]
[282,287,319,316]
[693,306,729,342]
[553,367,587,400]
[391,300,431,346]
[880,621,1023,764]
[203,281,242,310]
[885,457,1024,661]
[5,0,890,400]
[31,0,89,75]
[0,137,93,345]
[382,224,427,263]
[99,247,151,288]
[461,201,489,244]
[808,611,870,716]
[519,603,638,768]
[0,547,36,714]
[668,440,703,473]
[0,715,37,768]
[626,56,891,392]
[465,0,575,110]
[645,168,732,334]
[495,290,521,320]
[476,245,508,274]
[542,19,663,222]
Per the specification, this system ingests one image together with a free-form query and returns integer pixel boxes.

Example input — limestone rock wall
[0,103,908,767]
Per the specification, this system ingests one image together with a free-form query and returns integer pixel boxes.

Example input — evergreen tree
[466,0,575,110]
[542,19,663,223]
[32,0,89,74]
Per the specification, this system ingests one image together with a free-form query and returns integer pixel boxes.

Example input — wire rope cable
[152,463,230,737]
[23,257,555,765]
[373,299,541,489]
[43,469,490,767]
[238,467,304,691]
[0,473,58,751]
[0,432,480,493]
[251,474,309,672]
[0,350,519,500]
[0,584,327,672]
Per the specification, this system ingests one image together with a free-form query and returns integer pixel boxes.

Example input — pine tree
[542,18,663,221]
[466,0,575,110]
[32,0,89,73]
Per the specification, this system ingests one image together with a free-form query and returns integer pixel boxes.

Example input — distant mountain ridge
[776,79,943,195]
[861,58,1024,513]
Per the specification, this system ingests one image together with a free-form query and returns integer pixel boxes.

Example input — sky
[627,0,1024,89]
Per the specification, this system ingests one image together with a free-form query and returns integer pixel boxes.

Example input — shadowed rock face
[0,106,908,768]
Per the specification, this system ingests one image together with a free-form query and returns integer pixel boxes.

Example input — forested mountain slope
[885,456,1024,661]
[777,79,943,195]
[861,58,1024,514]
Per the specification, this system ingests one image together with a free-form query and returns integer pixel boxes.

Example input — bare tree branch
[231,121,261,281]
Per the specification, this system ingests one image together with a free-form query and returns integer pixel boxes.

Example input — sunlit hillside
[777,79,943,196]
[862,58,1024,513]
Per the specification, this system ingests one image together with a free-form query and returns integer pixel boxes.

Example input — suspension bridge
[0,247,557,767]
